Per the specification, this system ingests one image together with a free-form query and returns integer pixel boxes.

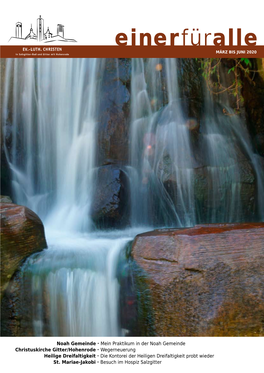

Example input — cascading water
[2,57,264,336]
[129,58,264,226]
[24,231,134,336]
[129,58,195,227]
[198,74,264,223]
[200,99,255,223]
[3,58,101,231]
[2,58,137,336]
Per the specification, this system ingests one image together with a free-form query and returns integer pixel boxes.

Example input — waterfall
[2,58,134,336]
[129,58,195,227]
[2,57,264,336]
[24,231,133,336]
[129,58,264,226]
[3,58,102,232]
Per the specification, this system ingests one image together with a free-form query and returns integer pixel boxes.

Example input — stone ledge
[131,222,264,336]
[0,202,47,299]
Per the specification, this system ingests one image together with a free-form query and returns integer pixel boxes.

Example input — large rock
[177,58,204,124]
[0,203,47,299]
[97,58,131,165]
[242,60,264,156]
[193,160,256,222]
[90,164,130,228]
[1,59,13,198]
[131,223,264,336]
[0,195,12,203]
[159,131,258,223]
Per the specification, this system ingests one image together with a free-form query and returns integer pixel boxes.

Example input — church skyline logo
[9,15,77,43]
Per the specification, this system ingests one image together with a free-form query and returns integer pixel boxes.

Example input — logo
[9,15,77,43]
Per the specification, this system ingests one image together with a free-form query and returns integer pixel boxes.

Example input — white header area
[0,0,263,46]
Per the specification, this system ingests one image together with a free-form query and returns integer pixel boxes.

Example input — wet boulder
[91,164,130,229]
[97,58,131,165]
[131,223,264,336]
[159,131,258,223]
[0,202,47,299]
[242,61,264,156]
[162,160,257,223]
[0,195,12,203]
[1,148,12,198]
[193,160,256,222]
[177,58,204,126]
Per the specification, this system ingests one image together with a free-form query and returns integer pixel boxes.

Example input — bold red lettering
[116,33,127,46]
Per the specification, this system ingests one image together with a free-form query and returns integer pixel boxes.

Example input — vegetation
[197,58,264,114]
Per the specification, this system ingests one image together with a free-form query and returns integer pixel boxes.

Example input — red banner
[1,45,264,58]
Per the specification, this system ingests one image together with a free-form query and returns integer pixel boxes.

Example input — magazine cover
[0,1,263,371]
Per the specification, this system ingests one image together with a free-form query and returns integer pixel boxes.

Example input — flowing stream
[23,229,140,336]
[129,58,195,227]
[2,58,264,336]
[129,58,264,226]
[3,58,134,336]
